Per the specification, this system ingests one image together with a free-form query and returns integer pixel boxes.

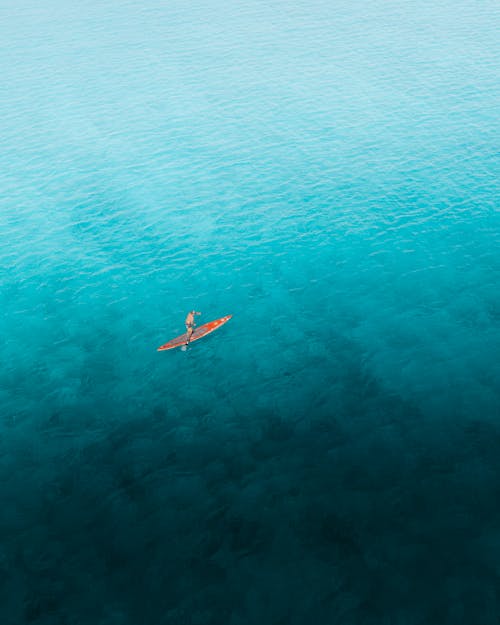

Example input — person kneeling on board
[185,310,201,345]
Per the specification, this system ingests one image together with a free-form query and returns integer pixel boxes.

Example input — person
[185,310,201,345]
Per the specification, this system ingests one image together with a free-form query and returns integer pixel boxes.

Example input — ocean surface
[1,0,499,623]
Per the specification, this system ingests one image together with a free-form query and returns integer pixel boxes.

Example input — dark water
[1,0,499,623]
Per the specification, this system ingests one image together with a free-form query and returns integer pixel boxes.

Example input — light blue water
[1,1,500,623]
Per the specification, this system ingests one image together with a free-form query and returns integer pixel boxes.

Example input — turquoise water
[1,0,500,622]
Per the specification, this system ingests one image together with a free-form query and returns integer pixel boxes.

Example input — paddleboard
[157,315,232,351]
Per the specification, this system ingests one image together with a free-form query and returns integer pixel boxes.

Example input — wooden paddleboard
[157,315,232,351]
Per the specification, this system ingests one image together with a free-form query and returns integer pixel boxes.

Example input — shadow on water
[2,327,500,625]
